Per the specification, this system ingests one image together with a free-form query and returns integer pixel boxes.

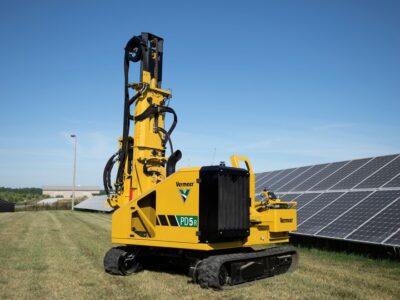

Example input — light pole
[70,134,77,211]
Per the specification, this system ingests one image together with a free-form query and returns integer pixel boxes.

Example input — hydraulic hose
[115,36,145,192]
[134,104,178,154]
[103,151,120,196]
[166,150,182,177]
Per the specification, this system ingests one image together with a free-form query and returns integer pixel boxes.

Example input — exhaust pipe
[166,150,182,176]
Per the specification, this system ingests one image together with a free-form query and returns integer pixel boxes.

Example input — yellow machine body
[111,163,297,251]
[103,33,298,289]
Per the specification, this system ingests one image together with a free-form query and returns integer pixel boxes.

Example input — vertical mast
[110,33,177,207]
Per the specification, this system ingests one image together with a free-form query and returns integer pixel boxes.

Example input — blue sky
[0,0,399,188]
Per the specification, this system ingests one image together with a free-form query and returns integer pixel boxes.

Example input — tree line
[0,187,46,203]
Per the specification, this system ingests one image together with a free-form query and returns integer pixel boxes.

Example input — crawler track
[195,246,298,290]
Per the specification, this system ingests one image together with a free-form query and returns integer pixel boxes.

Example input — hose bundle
[103,34,180,197]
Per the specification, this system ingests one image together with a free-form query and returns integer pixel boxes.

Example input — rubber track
[196,246,298,290]
[104,247,126,275]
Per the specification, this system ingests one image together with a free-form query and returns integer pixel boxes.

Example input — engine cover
[198,166,250,243]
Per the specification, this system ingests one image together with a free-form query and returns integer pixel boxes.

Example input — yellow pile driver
[103,33,298,289]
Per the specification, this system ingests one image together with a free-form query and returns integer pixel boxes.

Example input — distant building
[42,186,101,198]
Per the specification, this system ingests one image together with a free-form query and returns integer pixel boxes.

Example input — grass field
[0,211,399,300]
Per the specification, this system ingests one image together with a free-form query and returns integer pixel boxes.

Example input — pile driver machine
[103,33,298,289]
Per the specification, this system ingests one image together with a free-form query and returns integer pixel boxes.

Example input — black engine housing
[198,166,250,243]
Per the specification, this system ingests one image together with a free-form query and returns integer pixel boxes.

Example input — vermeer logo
[178,189,191,203]
[176,182,194,204]
[280,218,293,223]
[176,182,194,187]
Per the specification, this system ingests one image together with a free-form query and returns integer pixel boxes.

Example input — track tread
[103,247,126,275]
[196,246,298,290]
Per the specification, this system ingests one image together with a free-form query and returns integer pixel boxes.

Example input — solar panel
[384,230,400,246]
[318,190,400,239]
[280,193,301,201]
[256,169,290,192]
[346,199,400,244]
[330,155,397,190]
[74,195,113,212]
[310,158,371,191]
[255,153,400,247]
[293,161,348,192]
[297,191,372,235]
[295,193,321,209]
[383,173,400,188]
[352,158,398,189]
[255,172,271,185]
[271,166,311,191]
[278,164,329,192]
[297,192,344,224]
[354,156,400,188]
[263,168,298,189]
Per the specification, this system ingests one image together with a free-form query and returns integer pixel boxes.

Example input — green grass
[0,211,399,299]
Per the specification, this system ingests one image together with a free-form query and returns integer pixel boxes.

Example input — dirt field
[0,211,399,299]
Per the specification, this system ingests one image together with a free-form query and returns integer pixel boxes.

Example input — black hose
[158,106,177,143]
[134,105,158,121]
[134,104,178,154]
[167,150,182,176]
[115,36,146,192]
[158,127,174,153]
[103,151,120,196]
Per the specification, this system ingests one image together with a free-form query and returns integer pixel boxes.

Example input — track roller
[103,246,143,276]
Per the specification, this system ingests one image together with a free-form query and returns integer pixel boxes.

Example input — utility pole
[70,134,77,211]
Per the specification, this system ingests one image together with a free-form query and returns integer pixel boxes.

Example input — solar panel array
[74,195,113,212]
[255,154,400,247]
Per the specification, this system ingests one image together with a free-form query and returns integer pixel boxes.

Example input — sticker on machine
[175,215,198,227]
